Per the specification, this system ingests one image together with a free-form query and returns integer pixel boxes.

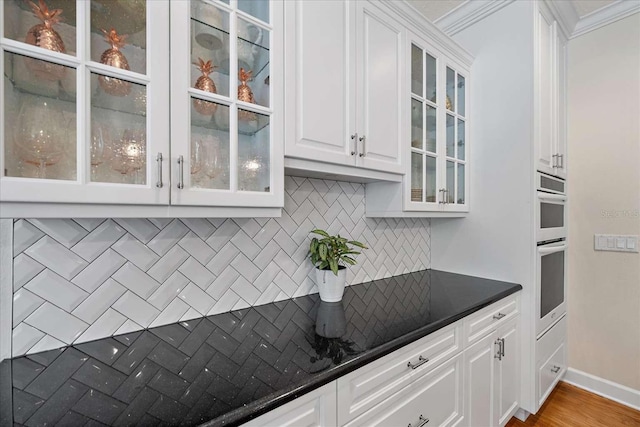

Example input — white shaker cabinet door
[355,1,403,174]
[284,0,357,166]
[534,3,556,177]
[496,317,520,427]
[464,331,497,427]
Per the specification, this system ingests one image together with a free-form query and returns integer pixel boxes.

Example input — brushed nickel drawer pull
[493,312,506,320]
[408,415,429,427]
[177,155,185,189]
[551,365,561,373]
[407,355,429,370]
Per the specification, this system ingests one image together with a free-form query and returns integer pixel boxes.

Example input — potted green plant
[308,229,367,302]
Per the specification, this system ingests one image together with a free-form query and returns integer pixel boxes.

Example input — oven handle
[537,192,566,202]
[539,243,568,254]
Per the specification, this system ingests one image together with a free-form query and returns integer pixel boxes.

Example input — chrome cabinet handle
[156,153,163,188]
[551,365,561,373]
[438,189,445,204]
[495,339,503,360]
[493,312,506,320]
[558,154,564,169]
[501,338,505,357]
[444,189,449,204]
[350,133,357,155]
[177,155,184,189]
[552,154,558,168]
[407,355,429,370]
[408,415,429,427]
[358,135,366,157]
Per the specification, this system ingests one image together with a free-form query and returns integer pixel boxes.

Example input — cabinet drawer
[344,353,464,427]
[536,316,566,406]
[464,295,519,345]
[241,382,337,427]
[337,322,462,425]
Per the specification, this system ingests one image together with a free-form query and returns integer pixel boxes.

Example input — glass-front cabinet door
[170,0,283,207]
[406,34,469,212]
[1,0,170,205]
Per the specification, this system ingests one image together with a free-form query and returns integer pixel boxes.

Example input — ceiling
[406,0,618,22]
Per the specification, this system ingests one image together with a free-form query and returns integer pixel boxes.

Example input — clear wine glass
[91,123,110,181]
[191,138,204,184]
[202,135,224,186]
[110,129,146,184]
[15,96,65,179]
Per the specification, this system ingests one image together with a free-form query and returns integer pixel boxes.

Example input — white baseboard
[514,408,529,422]
[563,367,640,411]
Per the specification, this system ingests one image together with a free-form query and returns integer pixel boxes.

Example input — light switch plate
[594,234,639,253]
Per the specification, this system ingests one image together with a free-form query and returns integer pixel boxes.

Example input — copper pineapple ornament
[24,0,66,81]
[238,68,257,121]
[192,58,218,115]
[98,29,131,96]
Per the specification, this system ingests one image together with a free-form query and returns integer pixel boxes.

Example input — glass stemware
[201,135,225,186]
[110,129,146,184]
[91,123,110,181]
[15,96,66,179]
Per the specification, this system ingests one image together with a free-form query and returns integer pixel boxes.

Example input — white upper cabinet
[0,0,283,217]
[170,0,284,208]
[1,0,170,206]
[366,24,472,218]
[284,0,403,177]
[534,2,567,179]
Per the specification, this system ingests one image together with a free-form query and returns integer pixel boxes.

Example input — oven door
[536,240,568,337]
[536,192,567,241]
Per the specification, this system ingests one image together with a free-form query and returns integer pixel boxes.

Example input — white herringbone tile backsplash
[9,177,430,357]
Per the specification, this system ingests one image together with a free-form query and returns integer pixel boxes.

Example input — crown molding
[433,0,514,36]
[543,0,579,39]
[389,1,474,66]
[572,0,640,39]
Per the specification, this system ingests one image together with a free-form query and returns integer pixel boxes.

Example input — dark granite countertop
[0,269,521,427]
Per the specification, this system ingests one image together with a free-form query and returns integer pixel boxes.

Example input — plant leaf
[348,241,368,249]
[311,229,330,238]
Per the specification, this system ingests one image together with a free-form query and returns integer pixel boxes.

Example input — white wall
[567,13,640,390]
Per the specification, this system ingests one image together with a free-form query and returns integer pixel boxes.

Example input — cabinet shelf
[191,17,270,78]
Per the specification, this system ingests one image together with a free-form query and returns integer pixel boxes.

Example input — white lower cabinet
[536,316,566,407]
[242,382,338,427]
[344,353,464,427]
[464,316,521,427]
[243,294,520,427]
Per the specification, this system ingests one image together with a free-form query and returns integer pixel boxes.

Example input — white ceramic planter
[315,267,347,302]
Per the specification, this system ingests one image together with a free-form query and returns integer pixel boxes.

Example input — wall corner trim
[571,1,640,39]
[433,0,515,36]
[563,368,640,411]
[0,219,13,362]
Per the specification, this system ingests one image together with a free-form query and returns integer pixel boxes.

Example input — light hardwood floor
[506,381,640,427]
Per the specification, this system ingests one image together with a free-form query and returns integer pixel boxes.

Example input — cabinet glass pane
[238,109,270,192]
[457,74,465,116]
[191,1,230,98]
[4,52,76,180]
[411,99,422,149]
[90,1,146,75]
[411,44,422,96]
[3,0,76,57]
[191,99,230,190]
[91,72,146,185]
[426,156,436,203]
[457,118,465,160]
[446,114,454,157]
[446,67,455,111]
[238,0,269,24]
[426,105,436,153]
[238,18,270,108]
[411,152,422,202]
[426,53,436,103]
[446,160,455,203]
[457,164,465,204]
